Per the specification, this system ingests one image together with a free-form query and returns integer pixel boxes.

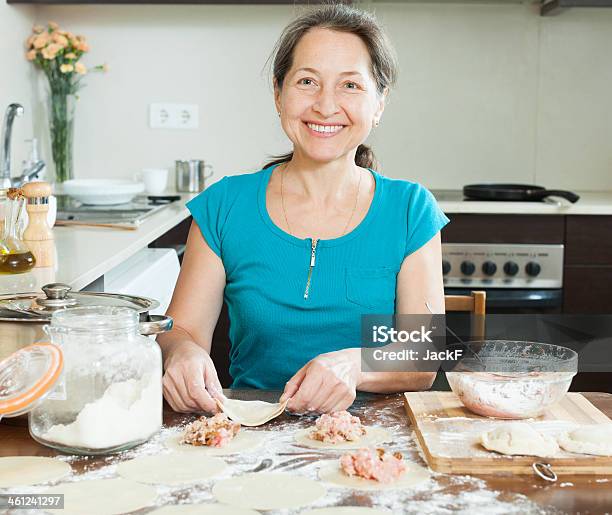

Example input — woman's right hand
[162,340,224,413]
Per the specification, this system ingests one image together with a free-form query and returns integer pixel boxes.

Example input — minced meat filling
[180,413,240,448]
[340,447,406,483]
[308,411,366,444]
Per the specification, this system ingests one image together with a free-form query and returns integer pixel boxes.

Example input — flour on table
[9,395,549,515]
[304,508,391,514]
[150,503,259,514]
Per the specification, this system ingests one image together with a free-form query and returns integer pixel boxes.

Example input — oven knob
[503,261,519,276]
[525,261,541,277]
[460,261,475,276]
[442,260,451,275]
[482,261,497,276]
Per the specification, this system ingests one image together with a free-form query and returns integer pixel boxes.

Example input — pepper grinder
[23,181,54,268]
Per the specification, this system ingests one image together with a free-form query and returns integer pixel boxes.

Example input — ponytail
[355,144,376,169]
[263,152,293,170]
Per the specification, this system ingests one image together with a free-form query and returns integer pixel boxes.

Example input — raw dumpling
[480,423,559,457]
[216,398,287,427]
[558,424,612,456]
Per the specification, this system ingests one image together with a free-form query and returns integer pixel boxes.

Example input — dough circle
[318,462,431,491]
[116,452,226,485]
[480,423,559,457]
[212,472,326,510]
[294,427,392,450]
[217,398,287,426]
[165,430,266,455]
[304,508,390,515]
[44,478,156,515]
[151,504,259,515]
[0,456,71,487]
[558,424,612,456]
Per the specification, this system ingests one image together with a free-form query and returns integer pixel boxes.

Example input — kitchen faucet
[0,103,23,189]
[0,103,46,189]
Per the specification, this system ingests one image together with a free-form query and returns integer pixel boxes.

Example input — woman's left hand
[279,348,361,414]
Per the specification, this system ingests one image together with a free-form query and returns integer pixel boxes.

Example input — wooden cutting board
[404,392,612,475]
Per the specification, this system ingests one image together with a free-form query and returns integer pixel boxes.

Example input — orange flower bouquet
[25,22,106,183]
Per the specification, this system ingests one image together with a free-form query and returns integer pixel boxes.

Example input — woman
[158,4,449,415]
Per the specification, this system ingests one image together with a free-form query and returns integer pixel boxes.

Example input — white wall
[371,2,612,189]
[12,1,611,190]
[0,3,37,172]
[536,8,612,190]
[31,4,296,185]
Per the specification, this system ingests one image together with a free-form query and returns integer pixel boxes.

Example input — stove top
[55,195,170,228]
[431,189,562,204]
[442,243,564,289]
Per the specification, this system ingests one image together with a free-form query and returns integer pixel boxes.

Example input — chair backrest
[444,291,486,340]
[444,291,486,315]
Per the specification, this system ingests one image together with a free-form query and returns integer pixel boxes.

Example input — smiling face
[275,27,386,166]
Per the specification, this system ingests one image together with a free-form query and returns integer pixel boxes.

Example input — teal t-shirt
[186,164,449,389]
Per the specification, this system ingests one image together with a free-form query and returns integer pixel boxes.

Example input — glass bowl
[446,340,577,419]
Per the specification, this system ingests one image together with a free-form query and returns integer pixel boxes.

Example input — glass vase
[47,92,76,184]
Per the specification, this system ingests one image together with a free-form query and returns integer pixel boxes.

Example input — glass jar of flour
[29,306,163,454]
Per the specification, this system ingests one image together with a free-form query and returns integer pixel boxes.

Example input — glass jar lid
[0,283,159,322]
[50,306,140,333]
[0,343,63,417]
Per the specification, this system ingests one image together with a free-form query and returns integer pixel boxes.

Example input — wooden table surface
[1,390,611,514]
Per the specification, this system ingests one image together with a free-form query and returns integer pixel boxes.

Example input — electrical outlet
[149,103,199,129]
[176,104,199,129]
[149,103,172,129]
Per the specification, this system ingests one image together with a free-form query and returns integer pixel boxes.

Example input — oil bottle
[0,188,36,274]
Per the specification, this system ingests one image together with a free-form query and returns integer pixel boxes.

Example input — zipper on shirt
[303,238,319,300]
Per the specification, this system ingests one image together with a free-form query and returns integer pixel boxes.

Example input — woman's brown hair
[264,2,398,170]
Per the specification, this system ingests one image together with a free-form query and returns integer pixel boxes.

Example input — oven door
[445,287,563,314]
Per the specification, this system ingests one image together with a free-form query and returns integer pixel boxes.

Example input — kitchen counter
[434,190,612,215]
[0,192,195,295]
[1,185,611,298]
[1,390,611,513]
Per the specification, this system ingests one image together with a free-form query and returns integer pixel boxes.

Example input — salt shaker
[23,181,54,268]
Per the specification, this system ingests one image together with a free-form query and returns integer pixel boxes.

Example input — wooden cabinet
[563,267,612,313]
[565,216,612,266]
[563,216,612,314]
[442,214,564,244]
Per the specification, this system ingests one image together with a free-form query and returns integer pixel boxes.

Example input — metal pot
[0,282,173,360]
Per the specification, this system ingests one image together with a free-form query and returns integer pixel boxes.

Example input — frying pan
[463,184,580,203]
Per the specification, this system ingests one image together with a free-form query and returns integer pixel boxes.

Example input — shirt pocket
[345,267,398,310]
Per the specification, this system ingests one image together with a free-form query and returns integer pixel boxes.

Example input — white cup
[137,168,169,195]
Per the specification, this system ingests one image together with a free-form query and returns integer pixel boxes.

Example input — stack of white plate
[61,179,145,205]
